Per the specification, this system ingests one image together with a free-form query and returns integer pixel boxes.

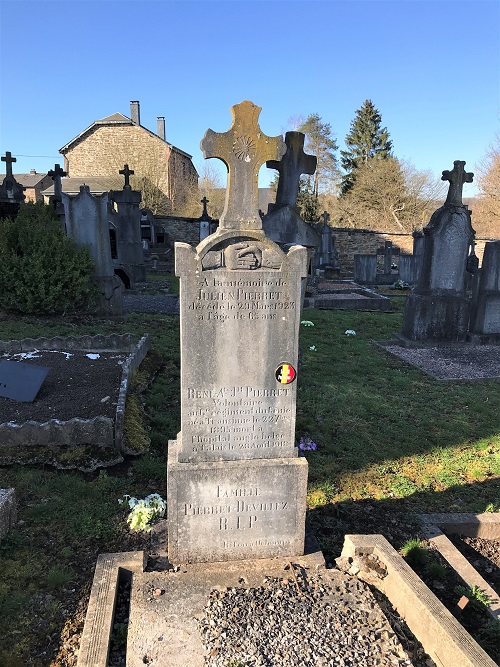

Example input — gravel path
[123,293,179,315]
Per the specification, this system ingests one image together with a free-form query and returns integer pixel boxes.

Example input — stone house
[59,101,198,214]
[6,171,52,203]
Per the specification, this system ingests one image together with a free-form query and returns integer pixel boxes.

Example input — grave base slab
[167,439,308,563]
[126,547,324,667]
[401,292,470,342]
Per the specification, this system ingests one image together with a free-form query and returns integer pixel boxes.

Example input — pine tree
[340,100,392,194]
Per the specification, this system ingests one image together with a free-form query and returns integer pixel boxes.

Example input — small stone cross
[267,132,317,208]
[442,160,473,207]
[119,164,134,190]
[200,100,285,230]
[48,163,67,201]
[1,151,16,179]
[200,196,212,222]
[321,211,330,227]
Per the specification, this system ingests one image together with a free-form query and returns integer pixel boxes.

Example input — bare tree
[473,135,500,238]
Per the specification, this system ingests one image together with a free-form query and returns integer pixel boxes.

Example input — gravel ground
[0,350,125,423]
[123,293,179,314]
[199,567,430,667]
[381,344,500,380]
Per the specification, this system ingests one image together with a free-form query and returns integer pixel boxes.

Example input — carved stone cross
[267,132,317,208]
[48,163,67,201]
[200,196,212,221]
[442,160,473,207]
[200,100,285,230]
[1,151,16,179]
[119,164,134,190]
[321,211,330,227]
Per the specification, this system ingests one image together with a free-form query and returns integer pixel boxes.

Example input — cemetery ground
[0,292,499,666]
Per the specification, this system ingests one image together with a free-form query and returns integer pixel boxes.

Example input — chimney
[157,117,166,140]
[130,100,141,125]
[30,169,36,175]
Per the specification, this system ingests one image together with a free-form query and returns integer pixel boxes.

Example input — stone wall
[156,215,203,246]
[330,227,490,275]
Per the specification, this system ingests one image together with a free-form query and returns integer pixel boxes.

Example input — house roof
[59,110,194,162]
[0,173,49,187]
[41,176,123,197]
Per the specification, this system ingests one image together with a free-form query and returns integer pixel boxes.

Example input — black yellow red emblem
[275,363,296,384]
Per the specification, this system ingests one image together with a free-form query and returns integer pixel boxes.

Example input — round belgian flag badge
[275,363,296,385]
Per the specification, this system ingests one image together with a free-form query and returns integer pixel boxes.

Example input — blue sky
[1,0,498,197]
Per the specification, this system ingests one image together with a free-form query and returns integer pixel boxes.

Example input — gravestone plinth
[469,240,500,343]
[400,161,474,343]
[167,440,308,562]
[167,101,309,563]
[109,166,146,287]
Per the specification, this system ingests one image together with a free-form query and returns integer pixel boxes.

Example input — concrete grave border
[0,488,17,545]
[0,334,150,464]
[340,534,496,667]
[419,512,500,621]
[77,551,146,667]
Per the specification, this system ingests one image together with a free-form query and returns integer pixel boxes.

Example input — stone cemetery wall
[330,228,490,275]
[155,215,200,246]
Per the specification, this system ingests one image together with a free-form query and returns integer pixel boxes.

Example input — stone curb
[0,488,16,545]
[340,534,496,667]
[0,333,138,354]
[77,551,146,667]
[419,513,500,621]
[115,334,151,453]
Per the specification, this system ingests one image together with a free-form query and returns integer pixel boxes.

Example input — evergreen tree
[340,100,392,194]
[298,114,339,197]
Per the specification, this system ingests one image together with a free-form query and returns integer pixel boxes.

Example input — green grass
[0,304,499,663]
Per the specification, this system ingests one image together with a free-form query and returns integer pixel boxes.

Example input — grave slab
[0,359,49,402]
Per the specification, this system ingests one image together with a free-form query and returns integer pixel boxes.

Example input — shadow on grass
[306,476,500,560]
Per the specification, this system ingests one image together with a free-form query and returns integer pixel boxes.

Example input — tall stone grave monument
[0,151,25,219]
[263,131,320,249]
[109,164,147,287]
[400,160,474,343]
[62,186,124,315]
[469,240,500,343]
[167,101,309,563]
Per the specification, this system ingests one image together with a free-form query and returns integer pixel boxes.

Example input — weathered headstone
[469,240,500,342]
[199,196,212,241]
[48,163,67,221]
[62,186,124,315]
[263,132,320,250]
[376,241,400,284]
[400,161,474,343]
[0,360,49,402]
[167,101,308,563]
[0,151,25,218]
[109,165,146,286]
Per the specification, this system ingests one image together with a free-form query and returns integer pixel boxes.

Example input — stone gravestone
[263,131,320,250]
[376,241,400,285]
[199,196,213,242]
[62,186,124,315]
[469,240,500,343]
[400,160,474,343]
[48,163,67,223]
[167,101,309,563]
[0,151,25,219]
[109,164,147,287]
